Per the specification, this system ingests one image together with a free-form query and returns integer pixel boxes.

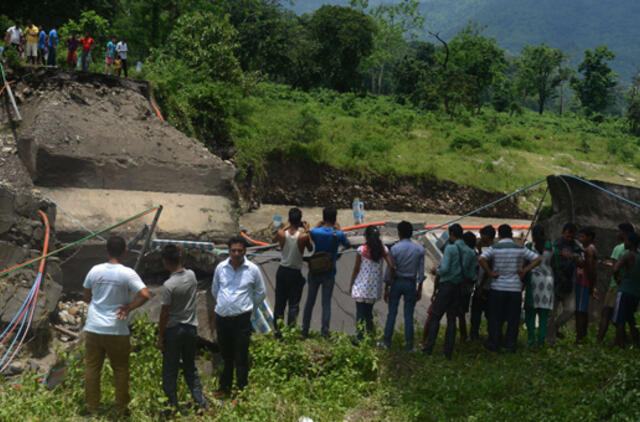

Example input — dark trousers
[121,58,128,77]
[355,302,374,340]
[487,289,522,353]
[274,266,305,334]
[302,272,335,337]
[162,324,206,409]
[383,278,417,349]
[423,282,460,359]
[47,47,56,66]
[470,289,489,340]
[216,311,252,391]
[81,49,90,72]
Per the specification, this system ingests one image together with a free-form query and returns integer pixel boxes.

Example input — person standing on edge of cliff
[272,207,312,338]
[24,21,39,65]
[83,235,150,418]
[4,22,22,54]
[37,25,47,65]
[598,223,634,343]
[381,221,424,351]
[575,227,598,342]
[66,32,79,69]
[612,231,640,347]
[470,225,496,341]
[46,25,58,66]
[116,37,128,78]
[211,236,266,401]
[547,223,584,341]
[157,244,207,417]
[105,36,117,75]
[79,31,95,72]
[479,224,541,353]
[302,206,350,339]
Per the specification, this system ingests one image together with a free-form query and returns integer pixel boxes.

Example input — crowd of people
[79,207,638,417]
[3,21,129,77]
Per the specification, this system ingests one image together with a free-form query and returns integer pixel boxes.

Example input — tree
[308,5,377,92]
[442,24,506,113]
[393,41,439,109]
[516,44,572,114]
[570,45,618,115]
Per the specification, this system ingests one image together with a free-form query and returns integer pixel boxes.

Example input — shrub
[449,134,483,150]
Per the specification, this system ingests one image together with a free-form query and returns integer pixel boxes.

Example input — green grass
[231,83,640,202]
[1,316,639,421]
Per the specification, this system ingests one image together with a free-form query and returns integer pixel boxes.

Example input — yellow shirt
[26,25,39,44]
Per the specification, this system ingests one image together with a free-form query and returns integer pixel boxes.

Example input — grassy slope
[234,83,640,210]
[1,317,639,421]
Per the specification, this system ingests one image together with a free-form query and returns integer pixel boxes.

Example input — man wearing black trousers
[479,225,541,353]
[211,236,266,399]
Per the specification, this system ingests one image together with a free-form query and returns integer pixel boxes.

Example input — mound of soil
[242,159,529,218]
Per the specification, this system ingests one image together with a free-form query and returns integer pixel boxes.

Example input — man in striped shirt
[479,225,541,353]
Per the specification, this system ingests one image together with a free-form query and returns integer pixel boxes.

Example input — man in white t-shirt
[83,236,149,417]
[115,37,128,77]
[4,22,22,51]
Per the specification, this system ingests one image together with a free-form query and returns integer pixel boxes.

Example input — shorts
[604,285,618,309]
[613,292,640,325]
[105,56,114,65]
[26,43,38,57]
[575,284,590,313]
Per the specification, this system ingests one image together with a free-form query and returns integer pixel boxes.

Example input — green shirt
[619,253,640,297]
[610,243,628,287]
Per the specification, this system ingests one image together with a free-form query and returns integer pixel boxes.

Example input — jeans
[487,289,522,352]
[383,278,417,349]
[121,58,128,77]
[47,47,56,66]
[355,302,374,340]
[274,266,305,334]
[81,49,91,72]
[84,332,130,416]
[302,271,335,337]
[162,324,206,409]
[470,289,489,340]
[423,281,460,359]
[216,311,252,391]
[524,307,549,347]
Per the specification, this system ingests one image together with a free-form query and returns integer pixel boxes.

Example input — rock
[7,361,25,375]
[68,306,79,316]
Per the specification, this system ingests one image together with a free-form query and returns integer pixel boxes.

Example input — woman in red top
[79,32,95,72]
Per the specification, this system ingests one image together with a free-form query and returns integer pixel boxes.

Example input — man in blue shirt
[382,221,425,350]
[211,236,266,396]
[301,206,350,338]
[423,224,475,359]
[37,26,47,65]
[47,26,58,66]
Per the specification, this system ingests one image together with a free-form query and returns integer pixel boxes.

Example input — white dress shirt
[212,257,266,317]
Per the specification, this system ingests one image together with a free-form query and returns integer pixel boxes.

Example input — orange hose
[0,80,15,98]
[342,221,386,232]
[424,224,531,230]
[149,97,164,121]
[241,231,270,246]
[37,210,50,273]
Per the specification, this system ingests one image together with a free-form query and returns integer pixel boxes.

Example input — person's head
[27,20,32,27]
[578,227,596,246]
[322,206,337,225]
[397,220,413,239]
[561,222,577,244]
[532,224,546,244]
[84,31,89,37]
[448,224,463,242]
[463,231,477,249]
[498,224,512,239]
[14,22,20,28]
[624,231,640,251]
[121,37,127,42]
[228,236,247,264]
[106,235,126,260]
[288,207,302,227]
[71,31,77,38]
[39,25,43,31]
[479,225,496,246]
[161,244,182,271]
[617,222,634,243]
[365,225,384,262]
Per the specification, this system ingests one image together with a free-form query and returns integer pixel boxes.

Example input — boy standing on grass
[79,32,95,72]
[612,231,640,347]
[575,227,598,342]
[598,223,634,342]
[470,225,496,341]
[157,245,207,416]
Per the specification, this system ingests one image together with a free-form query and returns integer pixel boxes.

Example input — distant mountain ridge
[289,0,640,83]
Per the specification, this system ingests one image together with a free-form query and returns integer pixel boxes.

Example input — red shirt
[80,37,95,51]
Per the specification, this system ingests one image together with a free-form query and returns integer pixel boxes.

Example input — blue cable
[0,276,39,340]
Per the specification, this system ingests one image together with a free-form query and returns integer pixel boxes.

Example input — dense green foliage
[571,46,619,115]
[2,316,640,421]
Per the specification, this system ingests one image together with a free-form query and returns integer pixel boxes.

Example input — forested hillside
[291,0,640,83]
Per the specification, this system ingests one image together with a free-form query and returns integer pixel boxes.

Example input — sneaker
[375,341,389,350]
